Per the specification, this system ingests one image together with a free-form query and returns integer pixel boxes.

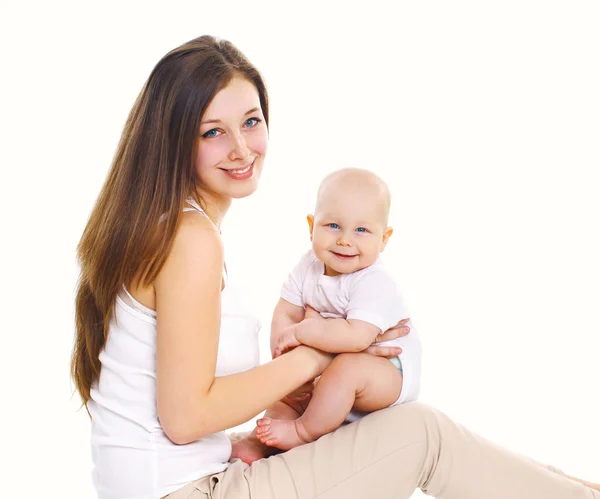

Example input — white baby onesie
[280,250,422,416]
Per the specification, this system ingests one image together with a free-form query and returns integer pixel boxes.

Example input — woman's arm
[154,214,331,445]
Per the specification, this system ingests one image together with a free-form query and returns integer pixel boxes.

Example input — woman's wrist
[295,345,333,375]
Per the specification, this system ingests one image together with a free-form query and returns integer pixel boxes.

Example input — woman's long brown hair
[72,35,269,407]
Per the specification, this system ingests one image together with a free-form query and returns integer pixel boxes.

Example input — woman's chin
[229,181,260,199]
[223,169,262,199]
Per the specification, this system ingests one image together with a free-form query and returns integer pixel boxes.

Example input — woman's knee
[388,401,438,419]
[375,402,446,439]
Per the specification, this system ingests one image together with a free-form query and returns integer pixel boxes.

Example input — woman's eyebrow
[200,107,260,125]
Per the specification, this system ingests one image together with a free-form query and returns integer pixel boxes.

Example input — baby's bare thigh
[331,352,403,413]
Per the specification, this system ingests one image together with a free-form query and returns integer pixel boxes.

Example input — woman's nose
[228,133,250,161]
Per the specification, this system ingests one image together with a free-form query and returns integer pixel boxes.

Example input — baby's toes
[256,430,271,444]
[256,417,272,427]
[256,434,266,444]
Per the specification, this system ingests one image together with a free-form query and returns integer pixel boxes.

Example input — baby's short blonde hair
[316,168,391,225]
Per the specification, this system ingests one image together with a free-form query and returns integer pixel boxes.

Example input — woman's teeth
[230,164,251,174]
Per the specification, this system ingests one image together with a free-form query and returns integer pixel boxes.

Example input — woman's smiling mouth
[220,159,255,179]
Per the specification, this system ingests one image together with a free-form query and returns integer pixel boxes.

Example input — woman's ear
[306,214,315,241]
[380,227,393,251]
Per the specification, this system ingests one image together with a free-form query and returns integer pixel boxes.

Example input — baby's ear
[306,214,315,241]
[380,227,393,251]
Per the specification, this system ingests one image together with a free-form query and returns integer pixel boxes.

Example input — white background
[1,1,599,497]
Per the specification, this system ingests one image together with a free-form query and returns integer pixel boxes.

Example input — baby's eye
[202,128,221,138]
[244,117,261,127]
[356,227,368,233]
[328,223,340,229]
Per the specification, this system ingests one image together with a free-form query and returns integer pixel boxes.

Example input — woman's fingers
[286,380,315,400]
[294,381,314,393]
[375,327,409,343]
[375,318,410,343]
[395,317,410,327]
[362,345,403,358]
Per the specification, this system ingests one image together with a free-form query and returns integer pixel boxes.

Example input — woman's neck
[194,188,231,230]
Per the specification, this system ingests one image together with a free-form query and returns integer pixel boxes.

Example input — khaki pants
[167,402,598,499]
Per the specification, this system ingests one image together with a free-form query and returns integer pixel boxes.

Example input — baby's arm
[270,298,305,357]
[272,251,317,356]
[293,318,380,353]
[286,268,405,354]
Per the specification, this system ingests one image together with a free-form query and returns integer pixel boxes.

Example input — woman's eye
[202,128,221,138]
[244,117,261,127]
[328,223,340,229]
[356,227,368,233]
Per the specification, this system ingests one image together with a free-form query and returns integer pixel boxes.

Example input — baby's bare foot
[230,432,274,465]
[255,417,310,451]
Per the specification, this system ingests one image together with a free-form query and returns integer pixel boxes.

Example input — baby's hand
[273,325,301,358]
[304,305,323,320]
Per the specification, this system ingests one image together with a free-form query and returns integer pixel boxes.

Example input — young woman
[72,35,599,499]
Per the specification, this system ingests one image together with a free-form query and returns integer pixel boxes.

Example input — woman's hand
[363,318,411,358]
[284,379,315,402]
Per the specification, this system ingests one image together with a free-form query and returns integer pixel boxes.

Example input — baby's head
[308,168,393,276]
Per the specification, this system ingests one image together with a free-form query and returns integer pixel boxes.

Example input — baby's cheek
[362,245,381,265]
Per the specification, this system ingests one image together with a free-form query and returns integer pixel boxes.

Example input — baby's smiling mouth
[331,251,358,259]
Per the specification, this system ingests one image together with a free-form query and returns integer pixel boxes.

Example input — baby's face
[309,188,392,276]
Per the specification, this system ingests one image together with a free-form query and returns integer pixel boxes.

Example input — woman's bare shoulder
[175,210,223,256]
[132,211,222,307]
[154,211,223,294]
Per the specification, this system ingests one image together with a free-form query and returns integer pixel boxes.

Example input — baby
[254,168,423,451]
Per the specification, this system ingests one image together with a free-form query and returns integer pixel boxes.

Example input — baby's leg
[256,353,402,450]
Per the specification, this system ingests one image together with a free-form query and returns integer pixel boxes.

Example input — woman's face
[195,76,268,204]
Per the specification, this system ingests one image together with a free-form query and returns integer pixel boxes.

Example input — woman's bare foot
[564,474,600,492]
[230,431,277,465]
[255,417,311,451]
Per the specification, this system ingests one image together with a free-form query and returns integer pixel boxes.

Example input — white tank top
[88,200,261,499]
